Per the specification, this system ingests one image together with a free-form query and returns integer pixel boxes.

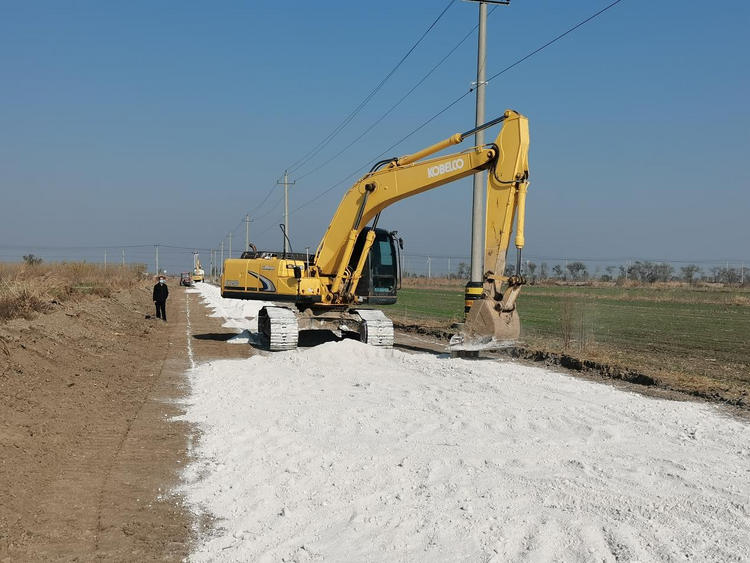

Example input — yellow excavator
[220,110,529,351]
[193,254,205,283]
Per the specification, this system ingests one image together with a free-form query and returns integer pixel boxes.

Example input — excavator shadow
[192,333,237,342]
[298,330,361,348]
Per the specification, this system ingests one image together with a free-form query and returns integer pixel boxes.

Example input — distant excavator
[220,110,530,351]
[193,254,205,283]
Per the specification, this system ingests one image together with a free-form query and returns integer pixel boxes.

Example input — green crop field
[376,284,750,390]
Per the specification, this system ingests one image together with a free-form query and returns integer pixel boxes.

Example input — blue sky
[1,1,748,273]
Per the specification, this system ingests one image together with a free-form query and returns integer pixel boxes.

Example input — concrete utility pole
[244,213,253,252]
[277,171,296,254]
[228,232,233,260]
[464,0,509,284]
[470,2,487,284]
[122,248,125,267]
[220,241,224,275]
[104,250,107,267]
[155,245,160,276]
[427,257,432,278]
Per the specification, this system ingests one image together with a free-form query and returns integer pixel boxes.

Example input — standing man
[153,275,169,322]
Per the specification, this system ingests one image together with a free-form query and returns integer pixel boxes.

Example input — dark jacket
[153,282,169,302]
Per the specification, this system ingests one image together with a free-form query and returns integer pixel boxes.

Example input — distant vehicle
[180,272,194,287]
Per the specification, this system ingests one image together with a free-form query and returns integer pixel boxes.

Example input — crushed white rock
[177,283,750,562]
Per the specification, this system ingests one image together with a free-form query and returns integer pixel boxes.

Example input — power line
[285,0,457,176]
[287,91,473,219]
[481,0,625,89]
[214,0,628,255]
[255,194,285,222]
[246,180,280,218]
[237,195,286,243]
[284,0,628,221]
[0,244,154,250]
[292,6,497,184]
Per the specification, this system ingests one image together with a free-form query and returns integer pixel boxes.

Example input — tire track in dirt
[93,321,175,553]
[92,290,200,561]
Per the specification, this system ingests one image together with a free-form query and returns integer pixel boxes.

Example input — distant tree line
[404,259,749,286]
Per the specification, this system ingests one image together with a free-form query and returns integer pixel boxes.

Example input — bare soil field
[0,283,250,562]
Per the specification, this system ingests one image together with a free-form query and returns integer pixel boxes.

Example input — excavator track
[353,309,394,348]
[259,306,299,351]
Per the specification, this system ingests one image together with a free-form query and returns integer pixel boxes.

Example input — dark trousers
[155,300,167,321]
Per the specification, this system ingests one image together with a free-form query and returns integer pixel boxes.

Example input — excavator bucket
[448,297,519,352]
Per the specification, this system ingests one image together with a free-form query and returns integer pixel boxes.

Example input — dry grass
[0,262,148,321]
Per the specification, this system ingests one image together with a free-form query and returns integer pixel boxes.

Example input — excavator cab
[350,227,400,305]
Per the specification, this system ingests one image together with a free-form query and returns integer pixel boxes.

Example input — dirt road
[0,285,249,562]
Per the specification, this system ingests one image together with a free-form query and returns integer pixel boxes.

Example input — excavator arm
[452,112,530,349]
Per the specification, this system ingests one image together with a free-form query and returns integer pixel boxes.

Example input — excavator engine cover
[449,297,519,351]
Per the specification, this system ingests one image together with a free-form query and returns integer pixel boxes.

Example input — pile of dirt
[0,286,190,562]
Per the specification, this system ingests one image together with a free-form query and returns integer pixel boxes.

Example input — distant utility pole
[122,248,125,267]
[155,245,160,276]
[427,257,432,278]
[228,232,233,260]
[244,213,253,252]
[464,0,510,284]
[277,171,296,254]
[104,250,107,267]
